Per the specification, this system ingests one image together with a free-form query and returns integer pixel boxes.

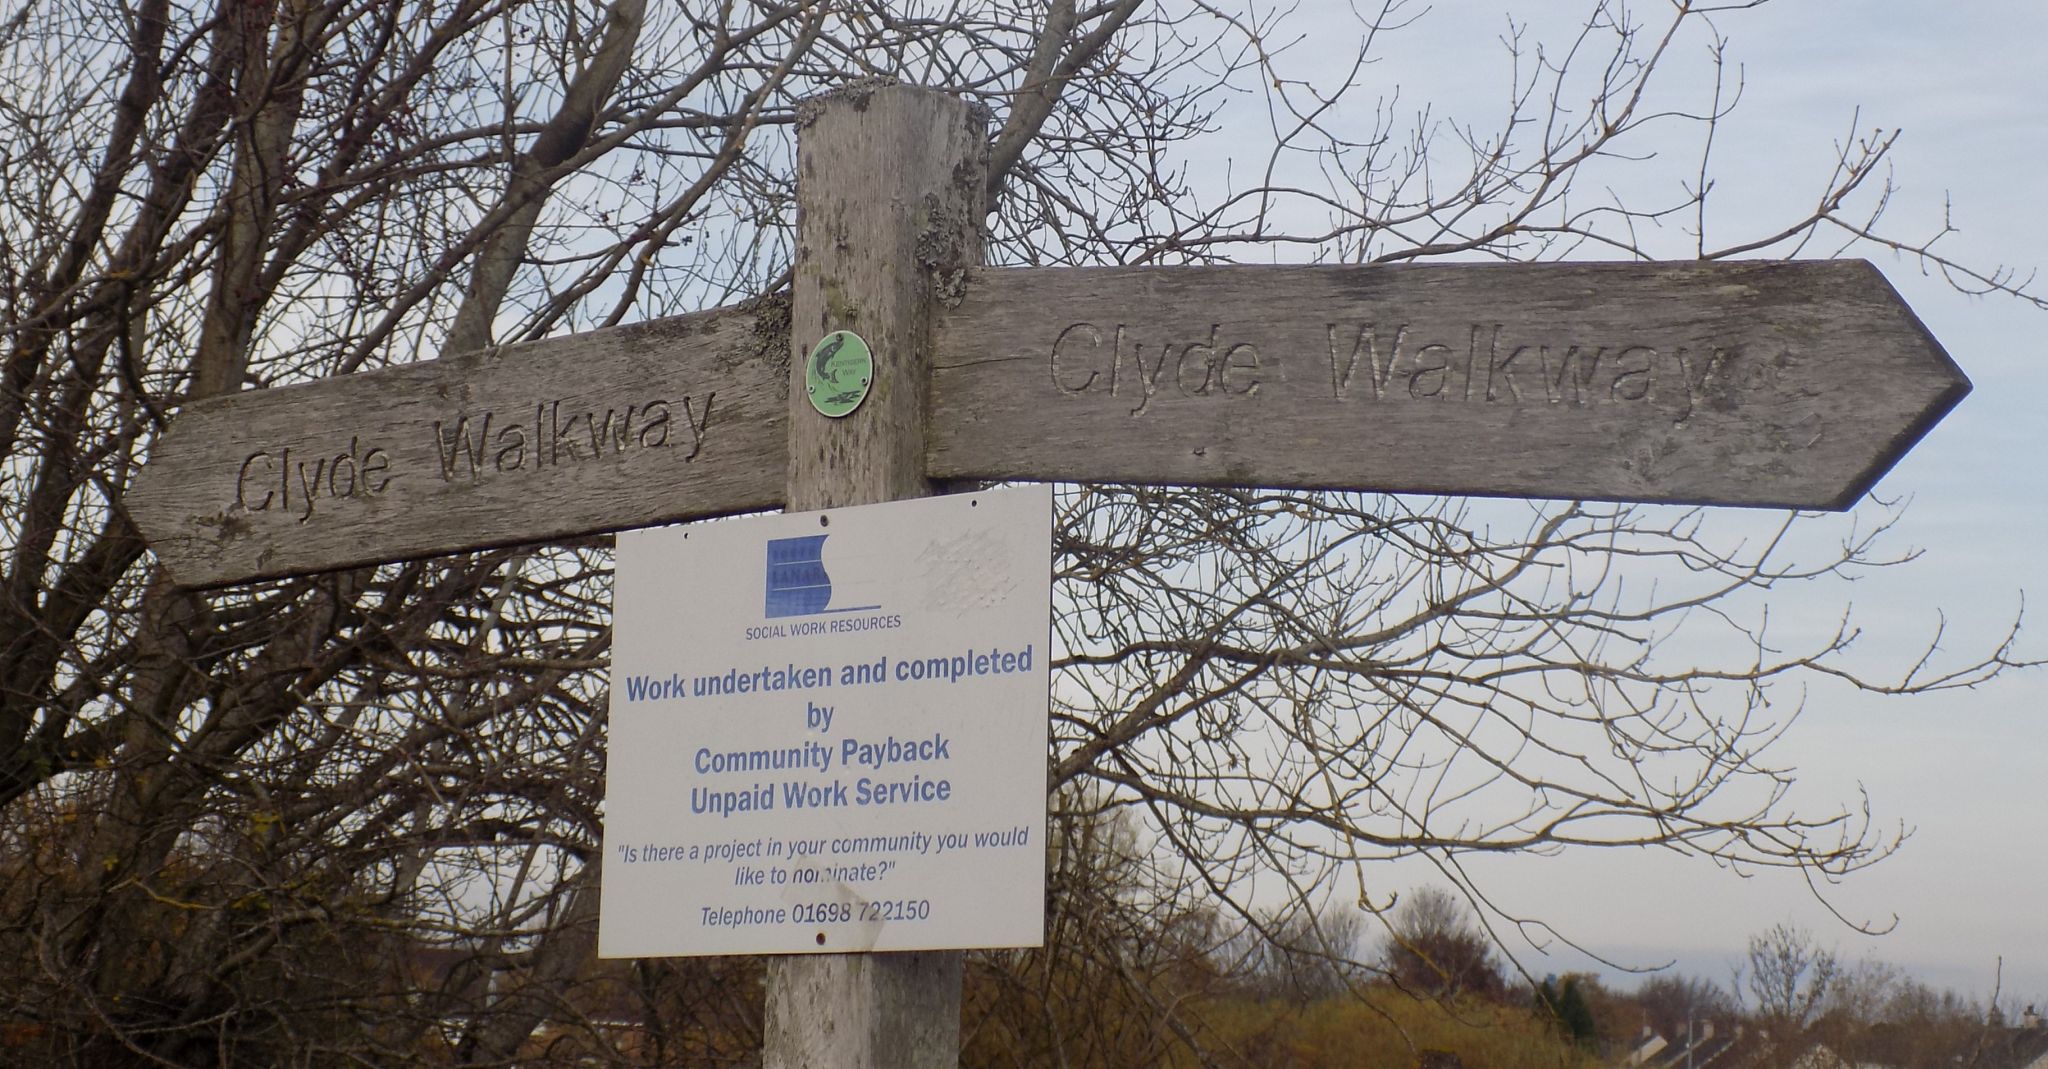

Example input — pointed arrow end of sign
[1812,260,1974,511]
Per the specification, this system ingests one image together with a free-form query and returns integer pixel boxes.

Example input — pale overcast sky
[1238,0,2048,1006]
[1627,0,2048,1006]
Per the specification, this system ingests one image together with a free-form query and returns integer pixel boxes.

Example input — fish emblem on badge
[805,330,873,417]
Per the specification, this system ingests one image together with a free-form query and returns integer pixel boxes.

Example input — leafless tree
[1723,932,2009,1068]
[0,0,2037,1064]
[1740,922,1841,1034]
[1376,887,1506,1001]
[963,790,1228,1067]
[1635,972,1735,1039]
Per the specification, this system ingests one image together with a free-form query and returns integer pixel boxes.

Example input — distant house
[1997,1013,2048,1069]
[1614,1012,2048,1069]
[1615,1027,1899,1069]
[1620,1020,1749,1069]
[1953,1009,2048,1069]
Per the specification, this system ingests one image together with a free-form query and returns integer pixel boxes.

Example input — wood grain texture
[782,82,989,511]
[928,259,1969,509]
[763,83,988,1069]
[762,953,964,1069]
[128,302,788,586]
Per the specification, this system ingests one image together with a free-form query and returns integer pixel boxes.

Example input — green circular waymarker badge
[805,330,873,418]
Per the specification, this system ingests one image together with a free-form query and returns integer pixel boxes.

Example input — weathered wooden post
[760,82,989,1069]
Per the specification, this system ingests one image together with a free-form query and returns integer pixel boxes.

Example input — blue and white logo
[764,535,879,618]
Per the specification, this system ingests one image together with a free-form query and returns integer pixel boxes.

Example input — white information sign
[598,485,1052,957]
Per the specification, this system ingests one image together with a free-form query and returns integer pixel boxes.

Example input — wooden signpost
[929,260,1967,509]
[127,84,1973,1067]
[758,84,988,1069]
[130,259,1967,589]
[127,304,788,586]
